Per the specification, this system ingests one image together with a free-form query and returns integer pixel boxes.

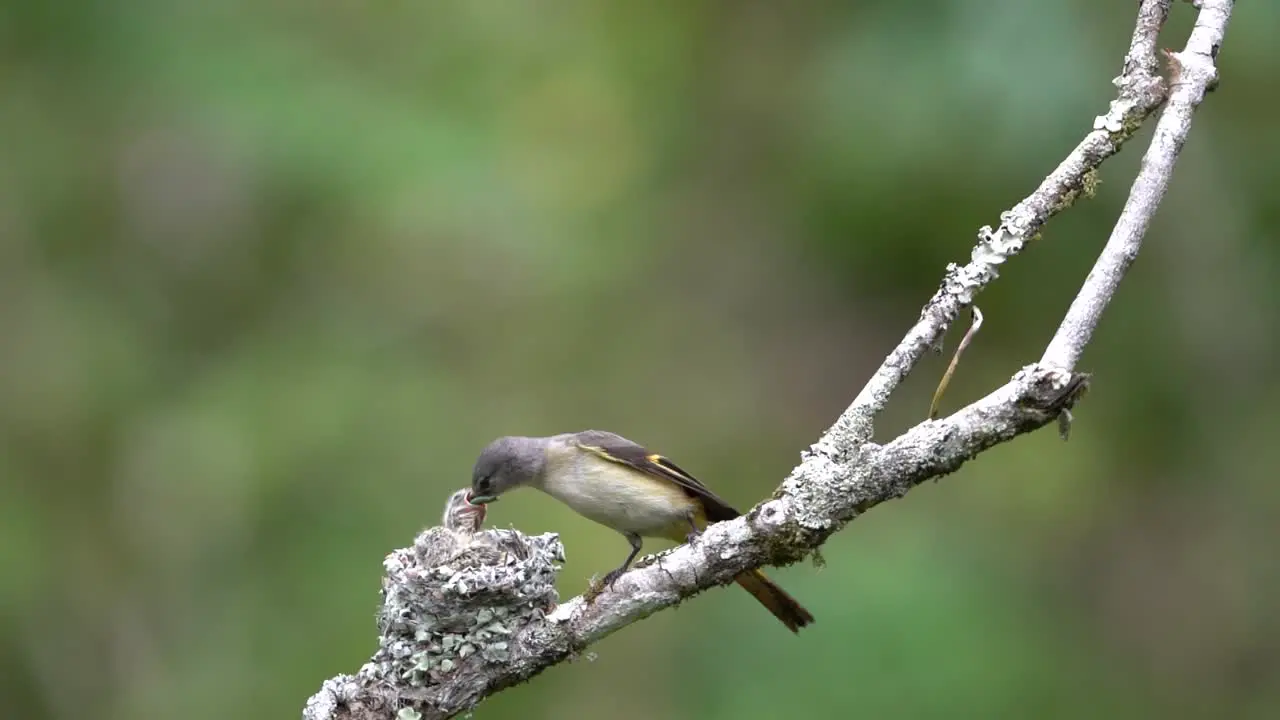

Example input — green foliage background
[3,2,1277,719]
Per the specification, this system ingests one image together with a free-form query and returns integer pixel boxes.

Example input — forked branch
[304,2,1233,718]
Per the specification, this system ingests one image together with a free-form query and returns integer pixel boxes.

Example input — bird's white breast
[538,444,694,538]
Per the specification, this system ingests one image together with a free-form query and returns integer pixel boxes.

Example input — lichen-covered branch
[816,0,1173,454]
[304,2,1233,718]
[1041,0,1235,370]
[305,367,1089,720]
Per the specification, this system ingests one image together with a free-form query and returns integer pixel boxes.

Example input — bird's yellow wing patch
[574,437,738,523]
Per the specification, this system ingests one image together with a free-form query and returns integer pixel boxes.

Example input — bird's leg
[586,533,642,602]
[684,514,702,545]
[603,534,643,587]
[683,512,703,585]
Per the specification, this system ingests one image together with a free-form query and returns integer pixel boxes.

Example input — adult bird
[468,430,814,632]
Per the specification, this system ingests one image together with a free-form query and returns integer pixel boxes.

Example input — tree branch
[1041,0,1234,369]
[819,0,1175,453]
[303,2,1233,718]
[304,367,1088,720]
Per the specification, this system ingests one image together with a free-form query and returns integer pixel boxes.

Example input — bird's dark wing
[571,429,739,523]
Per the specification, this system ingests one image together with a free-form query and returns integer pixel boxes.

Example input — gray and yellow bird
[468,430,814,633]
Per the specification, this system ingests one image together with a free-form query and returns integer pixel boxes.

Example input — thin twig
[929,307,984,419]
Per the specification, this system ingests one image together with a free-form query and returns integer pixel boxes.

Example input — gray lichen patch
[364,527,564,691]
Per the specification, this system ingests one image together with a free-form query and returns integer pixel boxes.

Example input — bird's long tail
[734,569,814,633]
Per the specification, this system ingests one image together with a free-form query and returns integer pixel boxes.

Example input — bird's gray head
[470,436,546,504]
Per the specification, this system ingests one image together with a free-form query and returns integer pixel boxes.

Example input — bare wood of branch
[304,2,1233,718]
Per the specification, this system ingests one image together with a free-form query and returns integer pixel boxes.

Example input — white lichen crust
[368,527,563,688]
[304,527,564,720]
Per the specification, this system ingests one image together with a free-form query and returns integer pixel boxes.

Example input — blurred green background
[3,1,1277,719]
